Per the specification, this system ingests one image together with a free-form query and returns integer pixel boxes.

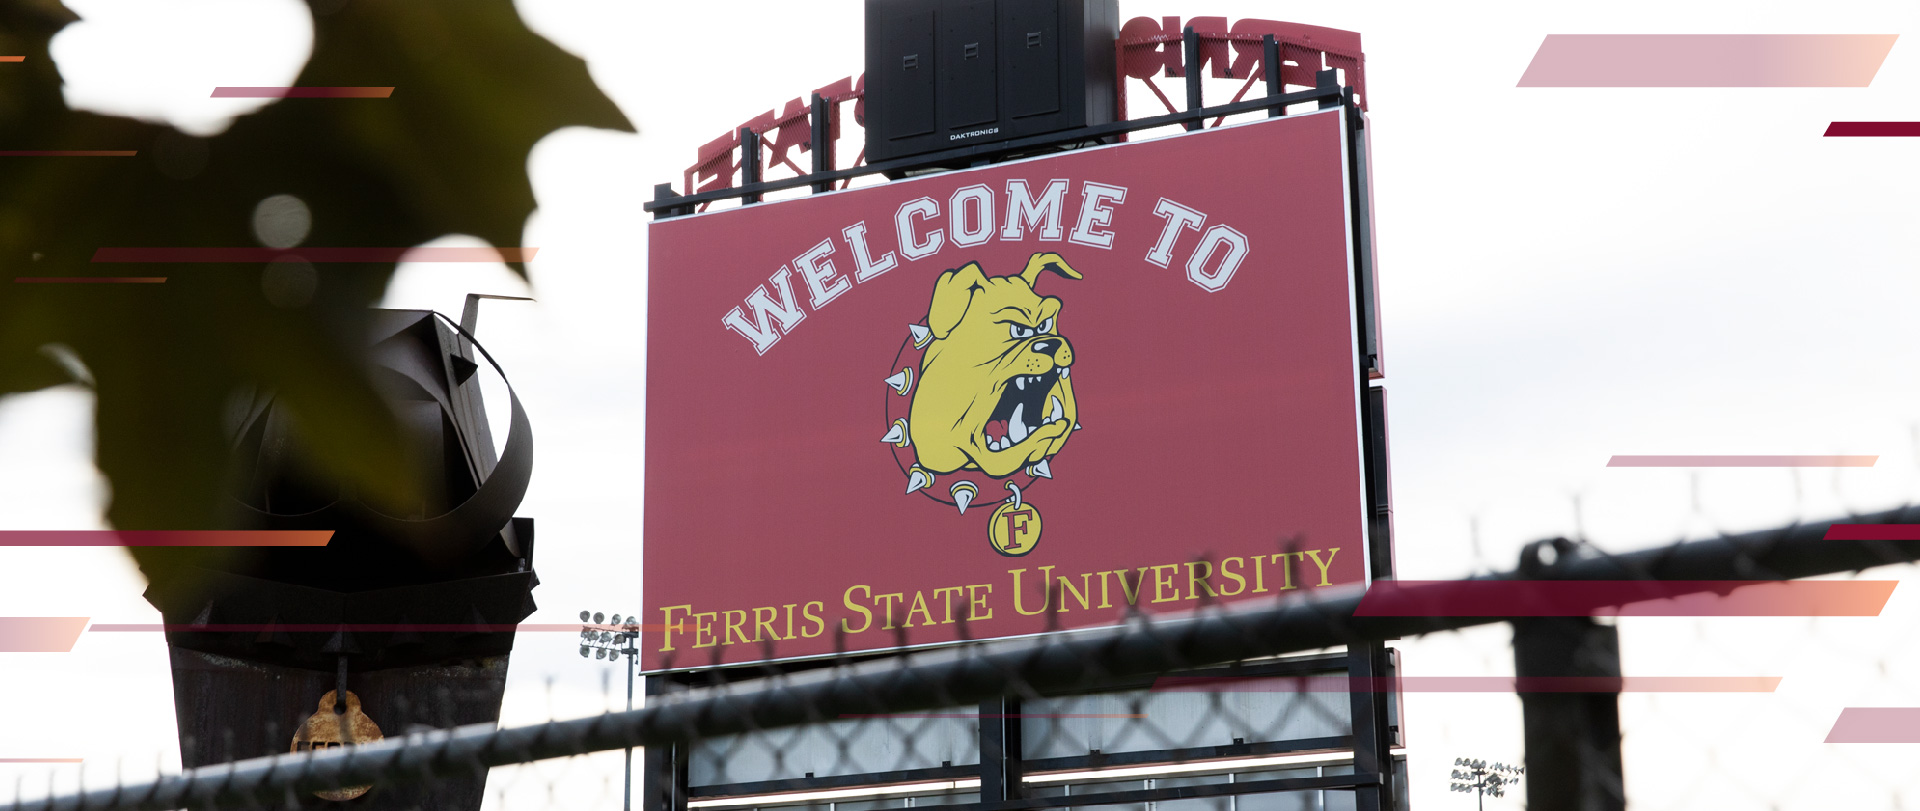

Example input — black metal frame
[646,37,1341,219]
[659,651,1395,811]
[643,32,1398,811]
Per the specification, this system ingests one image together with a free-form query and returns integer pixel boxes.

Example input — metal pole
[625,643,635,811]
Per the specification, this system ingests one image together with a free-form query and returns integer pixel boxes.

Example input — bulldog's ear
[1019,252,1082,286]
[927,262,988,340]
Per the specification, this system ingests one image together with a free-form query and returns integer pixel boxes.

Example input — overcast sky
[6,0,1920,808]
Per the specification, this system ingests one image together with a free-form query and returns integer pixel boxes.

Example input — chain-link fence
[9,483,1920,811]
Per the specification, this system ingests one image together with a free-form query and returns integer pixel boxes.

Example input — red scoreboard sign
[644,109,1372,671]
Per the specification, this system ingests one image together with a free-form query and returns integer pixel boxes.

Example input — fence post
[1513,616,1625,811]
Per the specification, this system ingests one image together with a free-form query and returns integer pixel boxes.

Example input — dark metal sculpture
[132,304,535,809]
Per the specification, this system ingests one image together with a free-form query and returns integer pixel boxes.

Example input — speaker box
[865,0,1119,165]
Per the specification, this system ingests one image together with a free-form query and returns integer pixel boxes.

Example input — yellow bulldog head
[908,252,1080,479]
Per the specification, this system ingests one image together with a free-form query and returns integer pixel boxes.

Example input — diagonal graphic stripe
[211,86,393,98]
[1608,455,1875,467]
[1153,675,1781,693]
[92,247,537,263]
[15,277,166,283]
[1825,122,1920,137]
[1519,35,1897,87]
[1354,580,1894,617]
[0,150,136,156]
[1825,524,1920,540]
[1826,708,1920,742]
[0,618,89,652]
[0,530,332,546]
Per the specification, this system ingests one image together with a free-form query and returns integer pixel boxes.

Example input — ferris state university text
[720,179,1253,355]
[652,547,1344,651]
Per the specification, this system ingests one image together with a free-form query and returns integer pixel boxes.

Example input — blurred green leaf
[0,0,630,573]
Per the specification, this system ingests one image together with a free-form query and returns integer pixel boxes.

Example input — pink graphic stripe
[92,623,653,632]
[0,151,136,156]
[1155,676,1780,693]
[0,530,332,547]
[1827,708,1920,742]
[1354,580,1894,617]
[0,618,89,652]
[15,277,166,284]
[211,87,393,98]
[1608,455,1875,467]
[1519,35,1897,87]
[93,247,536,263]
[1826,123,1920,137]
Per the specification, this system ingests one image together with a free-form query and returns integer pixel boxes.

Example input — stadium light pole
[1448,757,1521,810]
[581,610,641,811]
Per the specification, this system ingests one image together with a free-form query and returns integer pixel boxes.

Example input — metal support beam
[1262,35,1282,117]
[1514,616,1625,811]
[651,183,687,221]
[809,93,834,194]
[1182,27,1202,130]
[1346,643,1396,811]
[1316,69,1340,109]
[979,695,1024,803]
[738,126,762,204]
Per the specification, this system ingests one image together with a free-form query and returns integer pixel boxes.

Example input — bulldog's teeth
[1048,395,1063,423]
[1015,376,1026,391]
[880,420,908,447]
[1030,459,1053,479]
[909,323,933,348]
[884,368,912,395]
[1009,404,1029,443]
[1074,422,1082,430]
[906,467,932,494]
[1060,367,1070,379]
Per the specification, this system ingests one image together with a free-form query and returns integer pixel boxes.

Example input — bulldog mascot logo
[881,252,1082,556]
